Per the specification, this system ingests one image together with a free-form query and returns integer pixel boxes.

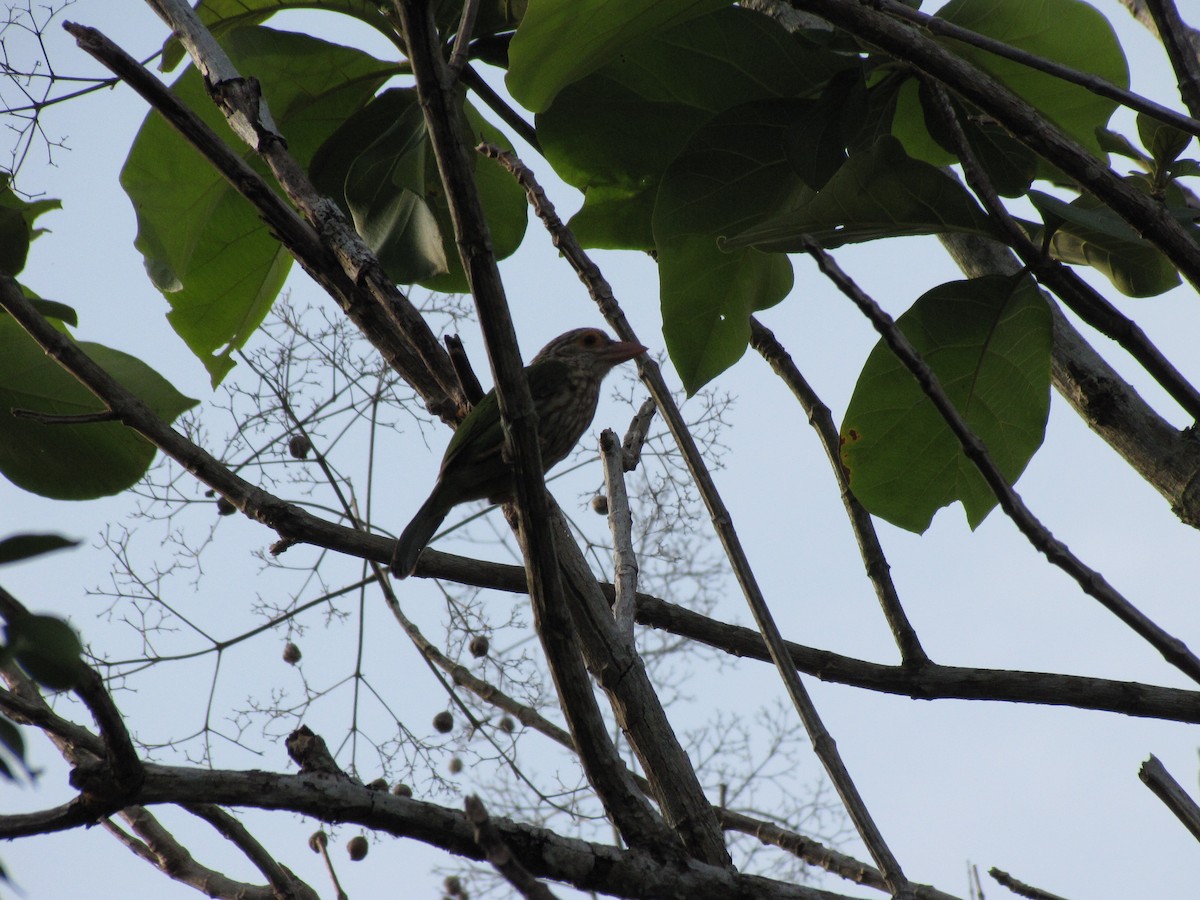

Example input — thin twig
[718,809,960,900]
[600,429,639,638]
[444,333,485,406]
[749,318,929,665]
[447,0,480,77]
[10,408,118,424]
[461,65,540,151]
[309,830,349,900]
[988,868,1069,900]
[120,805,318,900]
[800,240,1200,685]
[621,397,658,471]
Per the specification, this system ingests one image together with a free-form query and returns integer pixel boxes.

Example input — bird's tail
[390,493,447,579]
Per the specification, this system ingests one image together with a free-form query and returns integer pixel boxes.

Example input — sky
[3,2,1200,899]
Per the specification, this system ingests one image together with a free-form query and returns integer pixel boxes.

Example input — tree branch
[7,760,865,900]
[69,14,461,417]
[748,318,929,665]
[937,232,1200,529]
[873,0,1200,136]
[802,240,1200,685]
[393,0,695,861]
[1140,0,1200,118]
[788,0,1200,291]
[1139,753,1200,842]
[478,143,914,897]
[923,78,1200,421]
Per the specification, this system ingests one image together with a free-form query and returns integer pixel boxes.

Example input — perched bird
[390,327,647,578]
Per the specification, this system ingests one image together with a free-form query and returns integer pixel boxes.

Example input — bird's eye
[581,332,599,347]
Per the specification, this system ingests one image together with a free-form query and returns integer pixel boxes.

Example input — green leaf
[508,0,733,113]
[27,298,78,327]
[310,88,527,290]
[965,119,1038,197]
[724,135,999,251]
[908,83,1037,197]
[891,77,957,168]
[420,102,528,293]
[1170,159,1200,179]
[1096,128,1149,164]
[841,275,1051,533]
[1137,112,1193,168]
[122,27,394,385]
[538,5,851,249]
[313,89,447,282]
[0,317,198,499]
[0,714,32,783]
[0,533,80,565]
[654,100,804,392]
[1028,189,1181,296]
[0,173,60,277]
[4,613,84,691]
[935,0,1128,158]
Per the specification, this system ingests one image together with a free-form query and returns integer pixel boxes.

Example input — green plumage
[390,328,645,578]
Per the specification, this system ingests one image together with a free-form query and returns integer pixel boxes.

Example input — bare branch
[8,759,861,900]
[1139,753,1200,842]
[748,319,928,666]
[1139,0,1200,117]
[600,429,639,637]
[397,0,728,865]
[988,868,1070,900]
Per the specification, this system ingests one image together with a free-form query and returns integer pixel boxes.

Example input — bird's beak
[606,339,648,364]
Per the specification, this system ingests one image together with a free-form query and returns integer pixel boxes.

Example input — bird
[390,327,648,578]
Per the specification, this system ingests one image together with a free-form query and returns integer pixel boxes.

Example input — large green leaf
[895,82,1037,197]
[654,101,805,393]
[310,88,527,290]
[122,27,394,384]
[935,0,1128,158]
[508,0,733,113]
[0,173,59,277]
[840,275,1051,533]
[538,5,849,249]
[1136,111,1193,169]
[725,135,1000,251]
[0,533,80,565]
[1028,189,1181,297]
[0,317,198,499]
[3,612,84,691]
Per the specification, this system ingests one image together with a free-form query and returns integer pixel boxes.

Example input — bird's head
[531,328,647,375]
